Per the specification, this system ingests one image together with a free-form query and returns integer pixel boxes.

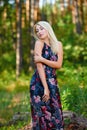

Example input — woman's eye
[36,30,39,33]
[40,27,44,30]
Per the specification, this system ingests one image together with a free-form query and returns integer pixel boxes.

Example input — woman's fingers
[42,94,50,102]
[35,53,39,56]
[34,55,38,62]
[34,54,42,63]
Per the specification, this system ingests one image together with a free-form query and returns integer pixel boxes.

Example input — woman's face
[35,24,49,40]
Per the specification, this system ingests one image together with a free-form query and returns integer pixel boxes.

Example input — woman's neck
[42,38,50,46]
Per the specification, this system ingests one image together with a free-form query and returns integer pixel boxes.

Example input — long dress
[30,42,64,130]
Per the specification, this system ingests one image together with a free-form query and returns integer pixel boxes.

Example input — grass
[0,90,31,129]
[0,71,31,130]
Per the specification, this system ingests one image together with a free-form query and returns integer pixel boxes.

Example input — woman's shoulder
[58,41,62,45]
[35,40,44,48]
[58,41,62,46]
[34,40,44,54]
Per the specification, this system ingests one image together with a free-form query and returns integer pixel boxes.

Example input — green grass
[0,90,31,129]
[0,71,31,129]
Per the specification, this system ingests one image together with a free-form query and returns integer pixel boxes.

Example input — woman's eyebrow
[35,28,39,31]
[40,26,43,29]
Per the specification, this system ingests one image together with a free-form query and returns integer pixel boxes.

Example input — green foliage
[58,66,87,117]
[0,121,29,130]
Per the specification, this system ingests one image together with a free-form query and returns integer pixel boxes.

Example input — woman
[30,21,64,130]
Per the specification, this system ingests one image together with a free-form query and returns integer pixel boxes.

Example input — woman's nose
[39,29,42,33]
[38,31,42,35]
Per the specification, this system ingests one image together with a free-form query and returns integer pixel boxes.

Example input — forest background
[0,0,87,129]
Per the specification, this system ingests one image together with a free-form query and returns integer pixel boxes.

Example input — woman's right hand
[42,87,50,102]
[34,53,43,63]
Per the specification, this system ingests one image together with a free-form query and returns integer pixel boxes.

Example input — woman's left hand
[34,54,43,63]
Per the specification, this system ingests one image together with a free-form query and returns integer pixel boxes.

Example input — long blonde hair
[33,21,59,54]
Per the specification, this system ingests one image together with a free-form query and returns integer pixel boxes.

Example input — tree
[16,0,22,77]
[71,0,82,34]
[28,0,35,71]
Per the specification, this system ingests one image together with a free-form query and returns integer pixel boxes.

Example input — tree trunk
[16,0,22,77]
[41,0,47,20]
[83,0,87,32]
[72,0,82,34]
[80,0,84,31]
[34,0,40,21]
[26,0,30,22]
[60,0,65,16]
[74,0,82,34]
[28,0,35,71]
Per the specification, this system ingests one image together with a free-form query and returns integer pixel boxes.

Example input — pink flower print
[41,117,47,129]
[36,77,39,82]
[52,97,59,107]
[52,103,56,107]
[48,122,53,127]
[41,106,47,112]
[45,51,48,55]
[52,69,56,75]
[51,55,56,61]
[47,70,50,74]
[31,85,35,90]
[49,78,56,85]
[45,111,51,120]
[41,117,45,124]
[33,121,37,127]
[47,128,51,130]
[34,96,41,103]
[33,115,38,121]
[46,45,48,49]
[56,119,60,124]
[45,115,51,120]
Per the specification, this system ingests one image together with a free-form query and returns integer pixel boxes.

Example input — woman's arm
[34,40,50,102]
[35,42,63,69]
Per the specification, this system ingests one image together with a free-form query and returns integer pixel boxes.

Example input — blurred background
[0,0,87,129]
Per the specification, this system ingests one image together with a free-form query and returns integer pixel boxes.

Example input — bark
[75,0,82,34]
[80,0,84,29]
[34,0,40,21]
[41,0,47,20]
[25,0,30,22]
[28,0,35,71]
[72,0,82,34]
[16,0,22,77]
[83,0,87,32]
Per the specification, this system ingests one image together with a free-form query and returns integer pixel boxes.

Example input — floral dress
[30,43,64,130]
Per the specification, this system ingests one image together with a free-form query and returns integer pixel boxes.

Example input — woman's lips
[38,34,43,37]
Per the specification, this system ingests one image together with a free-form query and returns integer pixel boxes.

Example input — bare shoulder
[35,40,43,48]
[57,41,63,55]
[58,41,63,48]
[34,40,44,55]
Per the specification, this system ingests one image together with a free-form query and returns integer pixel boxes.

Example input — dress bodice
[41,43,58,79]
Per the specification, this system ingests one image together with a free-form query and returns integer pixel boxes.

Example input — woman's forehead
[35,24,43,29]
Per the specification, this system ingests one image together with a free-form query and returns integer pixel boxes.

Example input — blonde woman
[30,21,64,130]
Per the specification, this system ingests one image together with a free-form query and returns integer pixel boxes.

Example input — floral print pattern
[30,43,64,130]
